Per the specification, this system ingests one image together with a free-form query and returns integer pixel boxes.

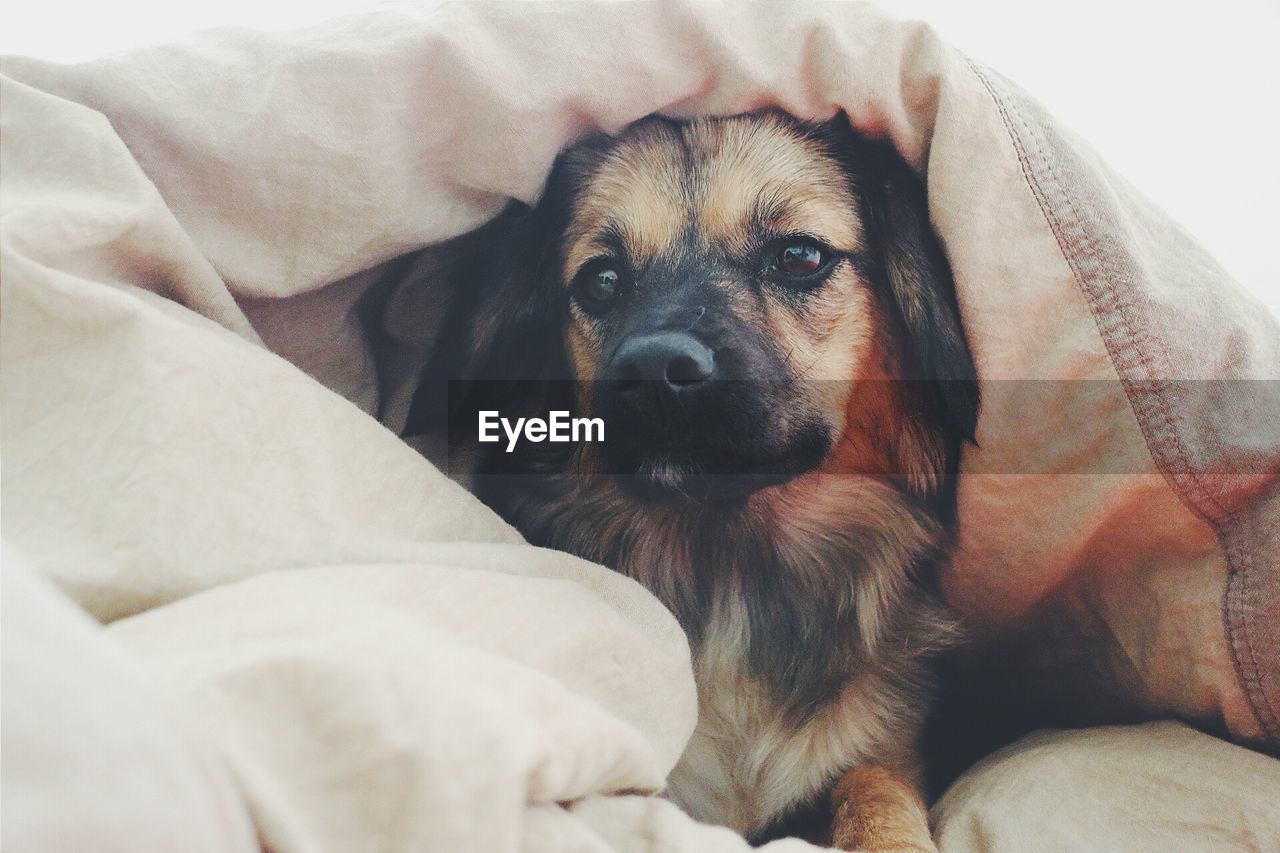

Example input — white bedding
[2,2,1277,850]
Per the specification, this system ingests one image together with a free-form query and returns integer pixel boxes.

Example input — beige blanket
[3,2,1277,850]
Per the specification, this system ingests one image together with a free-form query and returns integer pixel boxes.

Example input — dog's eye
[573,262,624,313]
[586,269,619,302]
[773,241,829,280]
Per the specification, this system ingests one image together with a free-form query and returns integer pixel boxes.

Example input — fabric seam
[963,57,1278,744]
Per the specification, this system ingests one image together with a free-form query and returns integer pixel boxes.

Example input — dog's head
[411,111,978,506]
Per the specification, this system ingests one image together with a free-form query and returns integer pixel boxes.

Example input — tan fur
[565,121,688,279]
[661,475,945,837]
[690,117,864,256]
[501,457,953,840]
[822,297,948,496]
[831,765,937,852]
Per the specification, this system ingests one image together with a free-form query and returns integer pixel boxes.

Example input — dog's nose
[608,332,715,393]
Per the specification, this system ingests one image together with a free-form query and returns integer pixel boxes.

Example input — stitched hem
[964,57,1279,746]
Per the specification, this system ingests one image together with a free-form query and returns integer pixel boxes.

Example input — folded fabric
[0,552,258,853]
[2,1,1276,850]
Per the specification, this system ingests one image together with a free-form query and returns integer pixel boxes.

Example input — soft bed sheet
[2,2,1277,851]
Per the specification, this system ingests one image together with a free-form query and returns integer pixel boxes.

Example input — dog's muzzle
[594,331,828,502]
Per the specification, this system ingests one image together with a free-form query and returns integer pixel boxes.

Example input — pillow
[933,722,1280,850]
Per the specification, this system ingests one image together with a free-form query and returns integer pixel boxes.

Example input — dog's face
[557,116,876,499]
[417,111,977,505]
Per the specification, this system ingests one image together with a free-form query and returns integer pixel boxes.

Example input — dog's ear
[400,201,562,438]
[403,138,611,438]
[858,140,980,445]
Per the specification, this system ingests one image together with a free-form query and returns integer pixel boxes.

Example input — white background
[3,0,1278,317]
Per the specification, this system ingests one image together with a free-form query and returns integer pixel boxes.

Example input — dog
[403,110,979,849]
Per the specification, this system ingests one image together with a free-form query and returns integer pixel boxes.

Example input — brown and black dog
[404,111,979,849]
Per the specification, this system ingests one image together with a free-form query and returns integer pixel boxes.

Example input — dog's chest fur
[488,466,952,837]
[674,605,924,836]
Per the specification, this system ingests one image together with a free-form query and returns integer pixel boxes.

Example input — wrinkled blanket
[2,1,1278,851]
